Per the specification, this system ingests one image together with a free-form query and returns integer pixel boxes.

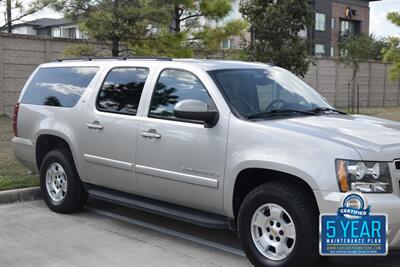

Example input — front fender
[222,116,361,217]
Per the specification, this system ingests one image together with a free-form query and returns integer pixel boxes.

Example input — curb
[0,187,41,204]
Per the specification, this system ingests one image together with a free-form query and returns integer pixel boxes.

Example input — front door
[83,67,150,194]
[136,69,228,214]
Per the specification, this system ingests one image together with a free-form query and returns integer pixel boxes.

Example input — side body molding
[136,165,219,189]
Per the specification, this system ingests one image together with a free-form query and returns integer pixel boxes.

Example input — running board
[85,184,233,229]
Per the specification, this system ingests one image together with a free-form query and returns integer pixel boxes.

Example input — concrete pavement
[0,199,399,267]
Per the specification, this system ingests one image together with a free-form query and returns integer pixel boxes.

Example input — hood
[255,114,400,161]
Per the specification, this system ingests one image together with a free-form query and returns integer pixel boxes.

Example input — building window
[330,46,335,57]
[341,20,351,36]
[68,28,76,38]
[331,17,335,29]
[315,13,326,31]
[340,20,360,37]
[221,39,233,49]
[315,44,325,56]
[52,28,61,38]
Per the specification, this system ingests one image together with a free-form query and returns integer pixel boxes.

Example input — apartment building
[310,0,379,57]
[223,0,379,57]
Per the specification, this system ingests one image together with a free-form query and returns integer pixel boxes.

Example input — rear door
[83,66,151,194]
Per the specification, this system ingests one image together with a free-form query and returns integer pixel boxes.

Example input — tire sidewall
[238,185,318,267]
[40,150,77,211]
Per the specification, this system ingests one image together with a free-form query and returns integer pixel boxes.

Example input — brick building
[310,0,380,57]
[224,0,379,57]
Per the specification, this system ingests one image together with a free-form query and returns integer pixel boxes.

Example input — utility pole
[6,0,12,33]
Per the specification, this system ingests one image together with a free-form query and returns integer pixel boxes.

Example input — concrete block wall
[303,57,400,109]
[0,34,399,117]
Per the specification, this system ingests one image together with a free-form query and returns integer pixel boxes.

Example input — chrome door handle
[140,129,161,139]
[86,121,103,130]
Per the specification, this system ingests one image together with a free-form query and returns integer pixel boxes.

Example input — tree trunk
[111,0,119,57]
[112,37,119,57]
[171,3,181,32]
[6,0,12,33]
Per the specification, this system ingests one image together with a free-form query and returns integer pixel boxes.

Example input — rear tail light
[12,103,20,137]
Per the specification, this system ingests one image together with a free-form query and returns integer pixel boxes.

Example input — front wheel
[238,182,319,267]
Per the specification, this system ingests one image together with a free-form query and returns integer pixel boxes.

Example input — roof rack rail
[55,56,172,62]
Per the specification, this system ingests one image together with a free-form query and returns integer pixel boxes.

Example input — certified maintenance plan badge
[320,192,388,256]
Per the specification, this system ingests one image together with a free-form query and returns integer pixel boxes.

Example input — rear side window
[97,67,149,115]
[21,67,98,107]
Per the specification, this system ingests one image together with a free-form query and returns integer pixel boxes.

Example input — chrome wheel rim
[45,163,67,202]
[250,203,296,261]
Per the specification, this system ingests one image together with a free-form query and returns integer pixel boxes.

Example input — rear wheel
[238,182,319,267]
[40,149,88,213]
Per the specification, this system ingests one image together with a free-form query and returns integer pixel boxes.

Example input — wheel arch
[229,164,320,219]
[35,131,76,172]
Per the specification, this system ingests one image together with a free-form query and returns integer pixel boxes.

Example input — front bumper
[314,190,400,250]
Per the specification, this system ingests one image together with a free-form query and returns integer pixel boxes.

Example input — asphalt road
[0,199,399,267]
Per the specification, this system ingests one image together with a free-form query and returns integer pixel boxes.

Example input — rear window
[21,67,98,107]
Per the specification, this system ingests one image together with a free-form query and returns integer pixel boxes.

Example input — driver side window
[149,69,214,120]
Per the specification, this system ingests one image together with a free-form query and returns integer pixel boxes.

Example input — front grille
[395,160,400,171]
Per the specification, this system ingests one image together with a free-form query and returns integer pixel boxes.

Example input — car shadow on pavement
[86,198,400,267]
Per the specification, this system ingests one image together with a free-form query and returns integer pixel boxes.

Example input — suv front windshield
[209,67,334,119]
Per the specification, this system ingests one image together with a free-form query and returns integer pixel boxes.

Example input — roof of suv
[40,58,272,72]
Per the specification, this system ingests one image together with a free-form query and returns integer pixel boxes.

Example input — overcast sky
[370,0,400,38]
[1,0,399,38]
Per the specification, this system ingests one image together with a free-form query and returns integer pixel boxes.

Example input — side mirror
[173,99,219,128]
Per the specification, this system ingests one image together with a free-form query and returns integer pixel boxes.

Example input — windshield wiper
[308,107,346,115]
[247,109,316,119]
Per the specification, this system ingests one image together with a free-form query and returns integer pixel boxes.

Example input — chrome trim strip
[12,137,34,147]
[136,164,218,189]
[83,154,133,171]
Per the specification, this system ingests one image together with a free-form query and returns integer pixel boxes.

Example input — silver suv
[12,58,400,267]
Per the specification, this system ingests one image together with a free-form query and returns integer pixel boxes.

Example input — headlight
[336,159,393,193]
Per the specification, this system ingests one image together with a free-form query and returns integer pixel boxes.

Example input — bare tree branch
[0,0,52,30]
[180,12,201,22]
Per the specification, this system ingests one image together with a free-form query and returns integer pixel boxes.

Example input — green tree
[371,36,390,61]
[61,43,111,57]
[53,0,169,56]
[239,0,313,77]
[169,0,232,33]
[383,12,400,81]
[0,0,52,32]
[338,34,376,113]
[134,0,247,57]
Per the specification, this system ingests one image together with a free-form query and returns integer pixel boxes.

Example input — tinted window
[97,68,149,115]
[149,69,213,119]
[209,68,331,118]
[21,67,98,107]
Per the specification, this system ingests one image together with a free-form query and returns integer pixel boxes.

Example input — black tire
[238,182,319,267]
[40,149,88,213]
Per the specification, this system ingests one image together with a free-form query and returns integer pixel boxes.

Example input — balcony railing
[338,30,360,41]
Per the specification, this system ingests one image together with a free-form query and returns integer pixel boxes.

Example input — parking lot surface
[0,199,399,267]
